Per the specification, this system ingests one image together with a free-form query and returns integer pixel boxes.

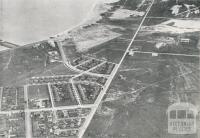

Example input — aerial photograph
[0,0,200,138]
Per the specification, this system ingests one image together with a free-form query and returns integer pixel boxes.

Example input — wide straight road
[78,0,155,137]
[0,1,156,138]
[131,50,200,57]
[24,85,33,138]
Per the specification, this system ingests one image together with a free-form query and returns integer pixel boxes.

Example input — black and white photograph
[0,0,200,138]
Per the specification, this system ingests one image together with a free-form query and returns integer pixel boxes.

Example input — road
[0,1,159,138]
[56,41,83,73]
[0,87,3,110]
[0,1,158,137]
[72,61,108,79]
[47,83,55,108]
[24,85,32,138]
[78,0,155,137]
[82,55,116,65]
[131,50,200,57]
[70,79,82,105]
[57,40,110,78]
[0,104,95,115]
[1,0,199,137]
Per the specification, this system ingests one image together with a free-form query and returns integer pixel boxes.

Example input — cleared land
[83,0,200,138]
[28,85,52,109]
[84,54,200,138]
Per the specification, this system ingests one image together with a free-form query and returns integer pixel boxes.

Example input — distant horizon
[0,0,96,45]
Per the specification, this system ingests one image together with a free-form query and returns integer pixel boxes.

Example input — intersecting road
[78,0,155,137]
[0,1,156,138]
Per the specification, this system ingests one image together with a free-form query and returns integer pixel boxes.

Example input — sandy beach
[55,0,122,52]
[55,0,120,37]
[0,0,122,53]
[0,0,97,45]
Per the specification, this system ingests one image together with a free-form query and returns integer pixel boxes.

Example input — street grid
[0,0,200,138]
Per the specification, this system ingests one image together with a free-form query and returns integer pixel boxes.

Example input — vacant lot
[84,54,200,138]
[28,85,52,109]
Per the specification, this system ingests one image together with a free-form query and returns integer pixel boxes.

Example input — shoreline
[54,0,100,38]
[0,0,98,46]
[1,0,119,48]
[53,0,120,41]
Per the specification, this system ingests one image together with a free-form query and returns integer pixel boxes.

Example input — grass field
[0,41,62,86]
[28,85,52,109]
[84,53,200,138]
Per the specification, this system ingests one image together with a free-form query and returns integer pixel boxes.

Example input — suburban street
[1,0,199,137]
[78,0,155,137]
